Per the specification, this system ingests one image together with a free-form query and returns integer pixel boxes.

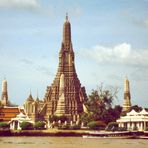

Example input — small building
[24,93,45,122]
[9,112,34,130]
[117,109,148,131]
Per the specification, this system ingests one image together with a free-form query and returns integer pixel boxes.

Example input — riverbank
[0,129,89,137]
[0,129,147,138]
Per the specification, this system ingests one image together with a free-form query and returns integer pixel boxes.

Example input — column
[127,123,130,130]
[144,121,146,131]
[132,122,134,130]
[18,122,20,130]
[137,122,140,131]
[10,122,12,130]
[141,122,144,131]
[140,122,142,131]
[12,121,15,130]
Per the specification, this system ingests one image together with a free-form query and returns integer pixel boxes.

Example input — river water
[0,137,148,148]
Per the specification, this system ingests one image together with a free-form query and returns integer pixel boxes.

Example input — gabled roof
[139,109,148,115]
[16,112,27,118]
[27,94,34,101]
[10,112,33,123]
[127,109,138,116]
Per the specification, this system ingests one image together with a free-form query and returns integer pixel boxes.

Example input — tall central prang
[44,14,87,121]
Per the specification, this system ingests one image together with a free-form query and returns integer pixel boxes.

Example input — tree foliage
[49,115,68,123]
[130,105,142,112]
[88,121,106,130]
[81,84,122,124]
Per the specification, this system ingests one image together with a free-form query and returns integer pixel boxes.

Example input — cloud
[19,58,52,76]
[130,67,148,81]
[36,65,53,76]
[20,58,33,65]
[122,11,148,28]
[78,43,148,67]
[136,16,148,28]
[0,0,40,10]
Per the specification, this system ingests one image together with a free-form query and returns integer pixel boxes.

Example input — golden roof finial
[37,89,38,98]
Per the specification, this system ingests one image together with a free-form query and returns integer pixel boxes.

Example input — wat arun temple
[23,15,87,122]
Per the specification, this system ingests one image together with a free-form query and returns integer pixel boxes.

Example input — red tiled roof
[0,107,20,122]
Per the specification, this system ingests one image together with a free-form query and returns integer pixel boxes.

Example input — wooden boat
[82,131,136,139]
[82,135,135,139]
[138,136,148,139]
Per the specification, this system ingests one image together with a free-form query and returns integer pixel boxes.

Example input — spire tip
[30,89,32,95]
[66,13,68,21]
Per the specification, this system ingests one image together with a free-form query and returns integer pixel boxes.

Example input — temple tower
[122,77,131,112]
[44,14,87,121]
[1,78,8,106]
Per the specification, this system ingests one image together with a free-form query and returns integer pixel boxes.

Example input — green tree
[81,84,121,124]
[130,105,142,112]
[49,115,68,123]
[88,121,106,130]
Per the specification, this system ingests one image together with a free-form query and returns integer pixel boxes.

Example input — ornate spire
[43,15,87,122]
[55,73,66,116]
[124,76,130,92]
[27,89,34,101]
[36,89,39,101]
[66,12,68,21]
[122,76,131,112]
[1,78,8,106]
[63,13,71,48]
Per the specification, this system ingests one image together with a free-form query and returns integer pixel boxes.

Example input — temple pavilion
[117,109,148,131]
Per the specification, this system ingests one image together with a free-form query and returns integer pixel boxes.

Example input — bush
[69,125,81,130]
[117,127,127,131]
[0,122,9,129]
[34,121,46,130]
[52,122,59,128]
[58,124,69,130]
[105,122,118,131]
[49,115,68,123]
[20,122,33,130]
[145,127,148,131]
[88,121,106,130]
